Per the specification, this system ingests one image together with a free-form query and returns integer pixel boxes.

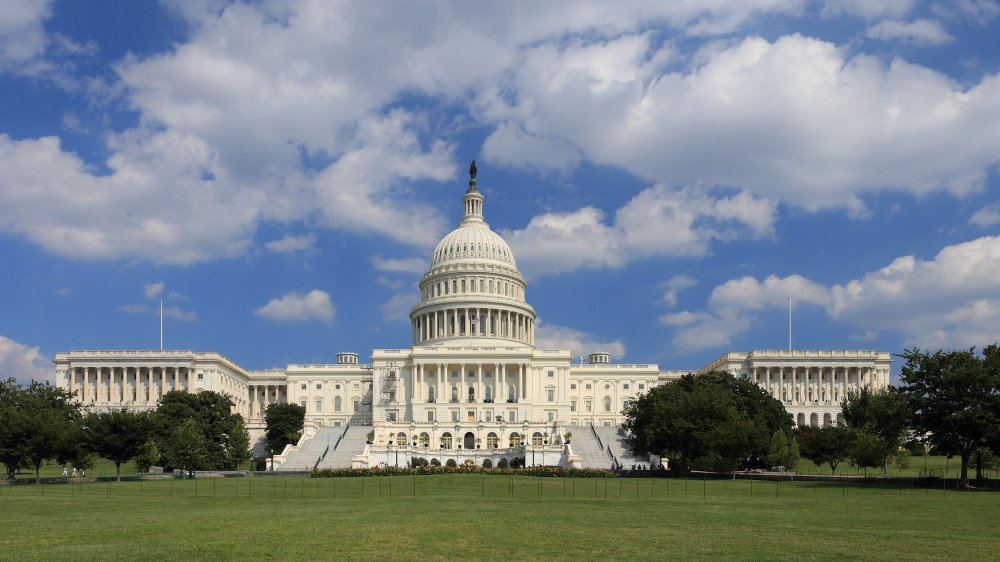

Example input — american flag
[471,315,479,325]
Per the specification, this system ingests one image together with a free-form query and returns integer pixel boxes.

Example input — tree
[0,378,28,479]
[848,429,886,475]
[767,430,799,471]
[133,439,160,473]
[163,418,206,472]
[264,402,306,465]
[840,386,909,472]
[899,347,1000,489]
[623,372,792,473]
[17,382,82,483]
[84,408,155,481]
[223,416,251,470]
[797,424,854,474]
[157,390,246,470]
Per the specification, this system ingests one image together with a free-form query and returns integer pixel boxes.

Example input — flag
[471,315,479,325]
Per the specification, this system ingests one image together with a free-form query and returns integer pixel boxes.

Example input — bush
[430,458,441,466]
[410,457,428,468]
[446,459,457,467]
[482,459,493,468]
[497,458,509,468]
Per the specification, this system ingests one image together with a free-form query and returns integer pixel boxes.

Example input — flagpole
[160,300,163,351]
[787,297,792,351]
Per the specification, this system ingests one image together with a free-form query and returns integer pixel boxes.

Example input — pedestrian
[61,465,68,477]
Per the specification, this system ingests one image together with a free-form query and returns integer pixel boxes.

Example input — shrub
[482,459,493,468]
[446,459,457,467]
[497,458,509,468]
[430,458,441,466]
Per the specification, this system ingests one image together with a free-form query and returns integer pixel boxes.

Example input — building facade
[54,168,890,467]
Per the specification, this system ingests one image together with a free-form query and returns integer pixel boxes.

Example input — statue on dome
[469,160,477,180]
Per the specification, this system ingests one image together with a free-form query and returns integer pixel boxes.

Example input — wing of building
[53,167,890,469]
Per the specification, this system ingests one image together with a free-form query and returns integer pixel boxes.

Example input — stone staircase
[593,425,647,468]
[277,425,348,471]
[317,425,371,469]
[566,425,614,469]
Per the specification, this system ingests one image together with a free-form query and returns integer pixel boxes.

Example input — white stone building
[54,168,890,468]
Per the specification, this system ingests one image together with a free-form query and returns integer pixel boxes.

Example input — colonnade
[411,307,534,344]
[752,365,883,404]
[387,427,540,450]
[64,365,194,405]
[248,384,287,419]
[412,362,530,406]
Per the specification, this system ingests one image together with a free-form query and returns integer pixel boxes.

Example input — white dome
[430,224,517,269]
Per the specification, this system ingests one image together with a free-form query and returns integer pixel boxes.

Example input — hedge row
[311,465,615,479]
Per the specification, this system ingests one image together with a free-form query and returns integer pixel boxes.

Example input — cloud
[371,256,426,275]
[659,275,698,307]
[970,204,1000,227]
[821,0,916,19]
[866,19,953,45]
[265,234,316,253]
[0,335,53,385]
[504,184,775,278]
[932,0,1000,24]
[0,0,52,70]
[119,303,198,322]
[144,282,165,299]
[255,289,334,323]
[380,292,417,323]
[534,322,625,360]
[664,236,1000,351]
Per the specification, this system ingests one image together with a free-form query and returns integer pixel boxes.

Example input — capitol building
[54,166,891,469]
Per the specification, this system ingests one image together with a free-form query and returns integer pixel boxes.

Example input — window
[468,386,475,402]
[605,384,611,390]
[427,411,434,422]
[508,410,516,422]
[547,370,554,378]
[585,400,592,412]
[509,432,522,447]
[315,400,323,412]
[547,411,554,422]
[353,400,360,412]
[300,384,307,390]
[531,432,543,446]
[585,384,592,390]
[570,384,577,390]
[623,383,629,390]
[546,388,555,401]
[603,396,612,412]
[197,373,203,380]
[485,371,492,378]
[487,433,498,449]
[485,386,492,401]
[571,400,577,412]
[387,411,397,422]
[335,384,341,390]
[451,386,458,401]
[451,371,458,379]
[508,386,516,402]
[468,370,474,378]
[316,383,322,389]
[334,396,342,411]
[638,384,645,390]
[451,410,459,422]
[299,400,306,408]
[428,386,436,402]
[441,433,452,449]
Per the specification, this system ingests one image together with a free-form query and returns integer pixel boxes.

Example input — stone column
[520,363,526,400]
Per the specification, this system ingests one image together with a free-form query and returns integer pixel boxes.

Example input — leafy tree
[0,378,27,479]
[163,418,206,472]
[797,424,854,474]
[848,429,886,475]
[17,382,82,483]
[84,408,155,481]
[222,416,251,470]
[624,372,792,473]
[264,402,306,464]
[840,386,909,472]
[893,448,911,474]
[157,390,246,470]
[899,347,1000,489]
[767,430,799,471]
[133,439,160,473]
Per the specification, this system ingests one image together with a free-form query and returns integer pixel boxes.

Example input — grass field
[1,474,997,561]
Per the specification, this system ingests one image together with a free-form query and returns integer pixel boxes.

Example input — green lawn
[1,474,997,561]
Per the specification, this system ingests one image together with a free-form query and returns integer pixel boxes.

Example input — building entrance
[464,432,475,449]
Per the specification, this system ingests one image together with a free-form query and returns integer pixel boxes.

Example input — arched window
[419,432,430,447]
[509,432,522,447]
[603,396,611,412]
[451,386,458,402]
[396,432,407,445]
[531,432,543,446]
[440,432,452,449]
[485,385,492,402]
[428,386,435,402]
[508,385,515,402]
[487,432,498,449]
[468,386,475,402]
[334,396,342,411]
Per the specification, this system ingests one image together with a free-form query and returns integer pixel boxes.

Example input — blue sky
[2,0,1000,385]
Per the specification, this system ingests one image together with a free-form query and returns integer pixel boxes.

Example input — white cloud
[0,335,53,385]
[144,282,165,299]
[371,256,427,275]
[660,275,698,307]
[505,184,775,278]
[482,123,581,173]
[822,0,916,19]
[970,204,1000,227]
[379,292,417,323]
[265,234,316,253]
[866,19,953,45]
[932,0,1000,24]
[0,0,52,70]
[665,236,1000,351]
[119,303,198,322]
[487,33,1000,216]
[534,322,625,360]
[255,289,334,323]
